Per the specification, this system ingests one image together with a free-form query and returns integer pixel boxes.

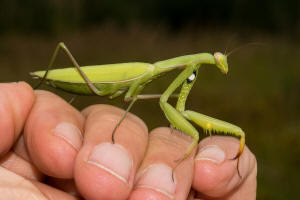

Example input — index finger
[24,90,84,178]
[0,82,34,156]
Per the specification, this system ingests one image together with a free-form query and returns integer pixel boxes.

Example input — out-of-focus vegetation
[0,1,299,199]
[0,0,299,36]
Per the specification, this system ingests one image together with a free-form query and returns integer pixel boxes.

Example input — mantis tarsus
[30,42,245,178]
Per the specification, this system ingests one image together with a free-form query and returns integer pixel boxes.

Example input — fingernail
[88,143,132,184]
[53,122,83,151]
[195,145,225,164]
[135,164,176,199]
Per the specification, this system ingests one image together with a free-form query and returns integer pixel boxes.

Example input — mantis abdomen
[30,62,154,96]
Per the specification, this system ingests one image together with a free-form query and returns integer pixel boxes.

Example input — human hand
[0,82,257,200]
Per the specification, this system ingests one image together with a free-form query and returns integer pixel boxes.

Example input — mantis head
[214,52,228,74]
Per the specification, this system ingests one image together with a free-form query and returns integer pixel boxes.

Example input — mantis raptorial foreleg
[159,64,200,181]
[160,64,201,160]
[160,62,245,178]
[182,110,245,177]
[161,102,200,161]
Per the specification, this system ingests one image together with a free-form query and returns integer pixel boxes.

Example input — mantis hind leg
[37,43,138,144]
[34,42,102,96]
[33,43,62,89]
[182,110,245,178]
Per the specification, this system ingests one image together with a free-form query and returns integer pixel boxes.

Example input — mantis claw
[171,168,176,183]
[229,145,244,179]
[229,155,242,179]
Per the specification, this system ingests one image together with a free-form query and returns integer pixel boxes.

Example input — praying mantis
[30,42,245,177]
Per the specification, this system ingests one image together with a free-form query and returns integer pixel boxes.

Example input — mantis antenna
[226,42,265,56]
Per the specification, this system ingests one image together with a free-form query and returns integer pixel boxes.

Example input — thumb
[192,136,257,199]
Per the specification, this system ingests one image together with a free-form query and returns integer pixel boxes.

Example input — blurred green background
[0,0,299,199]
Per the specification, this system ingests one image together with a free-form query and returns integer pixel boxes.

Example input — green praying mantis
[30,42,245,177]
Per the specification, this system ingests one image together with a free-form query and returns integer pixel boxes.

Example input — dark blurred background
[0,0,299,199]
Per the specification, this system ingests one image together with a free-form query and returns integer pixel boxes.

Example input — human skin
[0,82,257,200]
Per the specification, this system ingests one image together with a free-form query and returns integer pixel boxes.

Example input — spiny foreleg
[182,110,245,178]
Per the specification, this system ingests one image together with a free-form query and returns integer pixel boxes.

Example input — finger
[32,181,80,200]
[0,167,79,200]
[13,135,31,162]
[24,90,84,178]
[0,82,34,156]
[129,127,196,200]
[74,105,148,200]
[0,166,48,200]
[0,151,44,181]
[193,136,257,199]
[0,135,44,181]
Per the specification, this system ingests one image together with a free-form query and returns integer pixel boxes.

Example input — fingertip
[131,127,195,200]
[75,105,148,200]
[193,136,257,198]
[24,90,84,178]
[74,140,132,200]
[193,158,232,197]
[7,82,35,122]
[193,144,229,195]
[0,82,35,155]
[75,151,131,200]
